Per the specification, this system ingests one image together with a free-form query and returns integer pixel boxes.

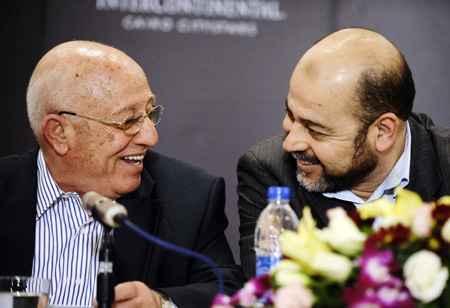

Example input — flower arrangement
[212,189,450,308]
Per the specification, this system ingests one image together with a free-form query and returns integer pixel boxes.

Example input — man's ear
[42,114,70,155]
[372,112,400,153]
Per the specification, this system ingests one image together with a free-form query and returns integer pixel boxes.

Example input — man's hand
[93,281,162,308]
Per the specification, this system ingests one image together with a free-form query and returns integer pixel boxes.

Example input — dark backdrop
[3,0,449,263]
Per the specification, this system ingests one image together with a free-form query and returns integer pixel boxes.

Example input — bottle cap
[267,186,290,199]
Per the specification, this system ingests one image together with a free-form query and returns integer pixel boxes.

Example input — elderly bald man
[0,41,244,307]
[237,27,450,279]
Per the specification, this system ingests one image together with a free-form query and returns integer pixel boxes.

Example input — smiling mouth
[296,159,321,174]
[121,155,144,166]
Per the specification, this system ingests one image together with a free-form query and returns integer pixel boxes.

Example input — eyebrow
[285,98,292,115]
[112,96,155,117]
[112,104,139,117]
[285,98,330,132]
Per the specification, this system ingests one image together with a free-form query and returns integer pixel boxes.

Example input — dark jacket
[0,148,244,308]
[237,112,450,279]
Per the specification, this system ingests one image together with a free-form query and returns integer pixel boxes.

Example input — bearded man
[237,28,450,279]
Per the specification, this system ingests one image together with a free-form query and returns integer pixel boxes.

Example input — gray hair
[26,64,73,144]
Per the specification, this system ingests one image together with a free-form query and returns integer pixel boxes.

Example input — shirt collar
[323,121,411,205]
[36,149,79,218]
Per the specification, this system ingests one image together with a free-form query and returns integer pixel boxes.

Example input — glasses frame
[58,96,164,135]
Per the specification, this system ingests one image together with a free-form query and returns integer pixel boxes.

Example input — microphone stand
[97,226,115,308]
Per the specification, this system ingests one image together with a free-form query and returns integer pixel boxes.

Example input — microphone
[83,191,225,295]
[82,191,128,227]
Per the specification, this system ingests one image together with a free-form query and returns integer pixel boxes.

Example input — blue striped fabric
[32,150,105,307]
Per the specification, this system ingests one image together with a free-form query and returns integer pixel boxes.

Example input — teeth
[299,160,314,165]
[122,155,144,161]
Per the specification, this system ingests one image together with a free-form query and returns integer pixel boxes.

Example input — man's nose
[282,120,310,153]
[134,117,159,147]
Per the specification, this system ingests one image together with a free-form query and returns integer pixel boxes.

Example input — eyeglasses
[58,97,164,135]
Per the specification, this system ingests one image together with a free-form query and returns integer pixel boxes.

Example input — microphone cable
[119,216,225,294]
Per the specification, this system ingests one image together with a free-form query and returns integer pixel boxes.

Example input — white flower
[441,218,450,243]
[403,250,449,303]
[316,207,366,256]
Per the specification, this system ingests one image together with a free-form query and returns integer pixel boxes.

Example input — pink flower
[343,284,416,308]
[344,281,415,308]
[326,206,348,219]
[273,283,314,308]
[228,274,273,307]
[211,294,232,308]
[211,275,273,307]
[344,237,416,308]
[357,238,401,287]
[374,284,415,308]
[231,288,256,307]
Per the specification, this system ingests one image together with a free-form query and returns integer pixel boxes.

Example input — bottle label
[256,254,281,277]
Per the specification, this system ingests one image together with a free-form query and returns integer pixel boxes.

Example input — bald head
[310,28,400,62]
[290,28,415,129]
[27,41,148,143]
[300,28,400,82]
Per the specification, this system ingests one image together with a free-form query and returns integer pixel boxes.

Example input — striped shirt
[32,150,105,307]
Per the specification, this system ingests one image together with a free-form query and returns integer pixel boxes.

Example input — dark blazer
[237,112,450,279]
[0,148,244,308]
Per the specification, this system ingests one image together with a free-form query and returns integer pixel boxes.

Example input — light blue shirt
[32,150,104,307]
[323,122,411,207]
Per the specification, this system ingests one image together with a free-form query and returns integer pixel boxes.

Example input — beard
[293,128,378,193]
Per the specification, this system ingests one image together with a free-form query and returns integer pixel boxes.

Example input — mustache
[291,151,320,164]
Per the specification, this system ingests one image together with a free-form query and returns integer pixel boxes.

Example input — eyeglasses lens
[150,106,162,126]
[123,106,163,134]
[123,113,143,134]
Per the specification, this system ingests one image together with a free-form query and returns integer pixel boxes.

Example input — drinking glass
[0,276,50,308]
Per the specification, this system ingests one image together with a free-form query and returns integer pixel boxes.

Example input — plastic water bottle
[254,186,299,277]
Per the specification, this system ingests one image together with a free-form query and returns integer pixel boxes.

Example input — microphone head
[82,191,103,212]
[82,191,128,227]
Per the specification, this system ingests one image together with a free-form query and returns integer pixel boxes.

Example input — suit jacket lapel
[305,192,355,227]
[114,165,163,284]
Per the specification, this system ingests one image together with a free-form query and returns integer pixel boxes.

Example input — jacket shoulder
[0,149,38,182]
[0,148,39,202]
[144,150,221,184]
[410,112,450,148]
[0,154,21,176]
[246,135,285,156]
[239,135,291,170]
[409,112,450,195]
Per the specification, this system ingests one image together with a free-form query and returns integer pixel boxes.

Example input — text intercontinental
[96,0,287,21]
